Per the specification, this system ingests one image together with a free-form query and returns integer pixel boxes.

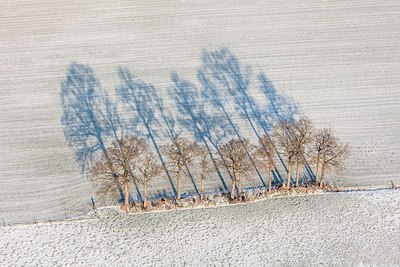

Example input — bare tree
[91,136,146,209]
[311,128,329,187]
[219,138,255,200]
[255,135,276,192]
[117,67,178,196]
[196,145,215,200]
[272,120,296,189]
[311,128,350,188]
[61,63,126,199]
[161,137,198,200]
[292,117,314,187]
[133,151,162,209]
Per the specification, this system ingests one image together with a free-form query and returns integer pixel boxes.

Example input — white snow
[0,0,399,223]
[1,190,399,266]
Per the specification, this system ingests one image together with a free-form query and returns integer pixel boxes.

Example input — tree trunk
[124,182,129,209]
[177,165,181,200]
[237,177,242,199]
[230,178,236,200]
[315,155,320,186]
[295,160,300,187]
[143,180,148,209]
[200,176,204,201]
[320,155,326,189]
[320,167,325,189]
[268,167,272,192]
[320,171,325,188]
[102,148,124,200]
[287,159,292,189]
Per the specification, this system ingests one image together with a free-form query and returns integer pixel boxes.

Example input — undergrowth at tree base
[119,184,342,214]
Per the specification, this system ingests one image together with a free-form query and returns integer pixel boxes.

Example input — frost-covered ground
[1,190,399,266]
[0,0,399,223]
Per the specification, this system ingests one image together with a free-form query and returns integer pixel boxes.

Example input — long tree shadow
[61,63,110,172]
[169,72,230,191]
[116,67,177,196]
[153,88,200,196]
[258,72,315,184]
[197,48,268,187]
[195,48,313,187]
[101,95,143,201]
[61,62,129,201]
[257,72,297,183]
[61,49,314,202]
[258,72,298,128]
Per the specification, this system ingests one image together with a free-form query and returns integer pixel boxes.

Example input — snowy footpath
[1,190,399,266]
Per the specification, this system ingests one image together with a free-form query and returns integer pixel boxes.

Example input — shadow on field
[61,48,310,201]
[116,67,177,196]
[61,63,128,200]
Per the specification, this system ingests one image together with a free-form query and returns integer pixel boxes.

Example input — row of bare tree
[61,49,350,208]
[91,116,349,208]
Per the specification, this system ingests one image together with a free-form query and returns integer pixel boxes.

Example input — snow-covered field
[1,190,399,266]
[0,0,399,224]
